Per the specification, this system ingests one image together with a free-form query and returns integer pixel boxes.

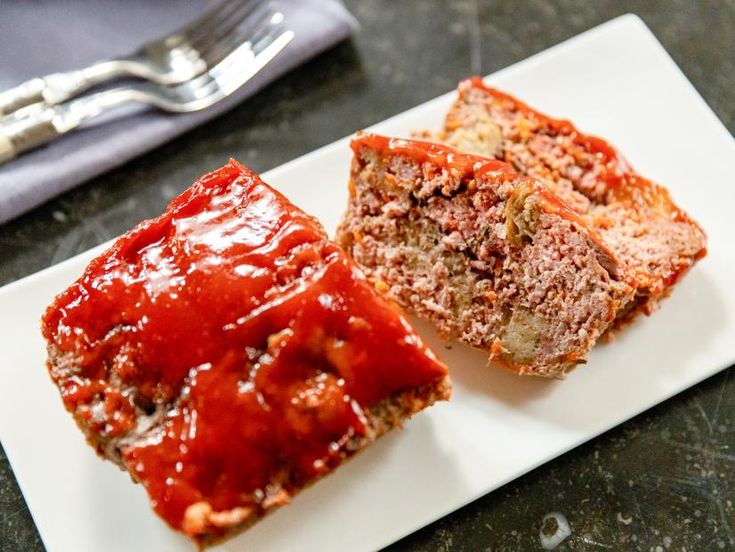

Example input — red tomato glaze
[42,160,448,538]
[351,132,517,180]
[351,132,593,230]
[461,78,705,224]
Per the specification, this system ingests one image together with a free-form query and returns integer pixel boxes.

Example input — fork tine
[200,5,278,67]
[139,23,292,113]
[215,30,294,97]
[177,0,249,40]
[147,8,292,113]
[244,13,287,55]
[161,24,270,103]
[189,0,268,55]
[186,0,262,47]
[211,22,288,86]
[170,32,262,100]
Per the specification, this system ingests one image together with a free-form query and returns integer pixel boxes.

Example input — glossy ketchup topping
[351,133,594,230]
[42,160,447,537]
[352,132,519,181]
[462,77,703,225]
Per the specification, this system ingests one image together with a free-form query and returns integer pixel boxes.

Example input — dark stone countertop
[1,1,733,550]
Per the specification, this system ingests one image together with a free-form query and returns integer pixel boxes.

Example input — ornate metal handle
[0,107,61,163]
[0,78,47,116]
[0,64,123,117]
[0,87,138,164]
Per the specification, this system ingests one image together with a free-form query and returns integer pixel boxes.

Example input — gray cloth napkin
[0,0,356,224]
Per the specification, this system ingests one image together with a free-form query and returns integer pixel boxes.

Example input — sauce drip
[42,160,447,538]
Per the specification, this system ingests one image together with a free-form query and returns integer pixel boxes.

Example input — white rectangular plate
[2,15,734,552]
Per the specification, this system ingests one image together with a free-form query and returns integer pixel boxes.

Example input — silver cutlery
[0,0,273,116]
[0,10,293,164]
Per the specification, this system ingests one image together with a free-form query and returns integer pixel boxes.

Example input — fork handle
[0,72,92,116]
[0,87,138,164]
[0,63,125,116]
[0,107,62,163]
[0,78,49,116]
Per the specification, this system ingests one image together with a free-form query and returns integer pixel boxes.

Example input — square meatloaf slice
[439,77,707,321]
[42,159,450,546]
[337,133,636,377]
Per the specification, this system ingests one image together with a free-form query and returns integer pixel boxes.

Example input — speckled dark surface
[1,1,733,551]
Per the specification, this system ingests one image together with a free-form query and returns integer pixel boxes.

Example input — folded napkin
[0,0,356,224]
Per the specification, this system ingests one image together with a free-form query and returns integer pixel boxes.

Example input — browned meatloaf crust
[438,77,707,320]
[42,160,450,546]
[337,133,638,377]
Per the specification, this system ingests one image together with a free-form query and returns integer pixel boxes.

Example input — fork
[0,12,293,164]
[0,0,270,116]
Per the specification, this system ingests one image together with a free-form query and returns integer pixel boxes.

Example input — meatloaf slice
[337,133,636,377]
[438,77,707,320]
[42,159,450,547]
